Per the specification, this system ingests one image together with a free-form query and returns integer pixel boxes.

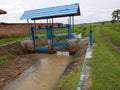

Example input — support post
[51,18,53,37]
[27,19,31,39]
[52,18,54,24]
[68,25,72,39]
[90,25,93,47]
[68,25,73,53]
[47,18,53,53]
[72,16,74,37]
[31,28,35,50]
[34,19,36,28]
[46,18,49,39]
[69,16,71,26]
[51,18,54,42]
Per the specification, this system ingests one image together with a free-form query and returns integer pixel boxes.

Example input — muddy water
[4,53,71,90]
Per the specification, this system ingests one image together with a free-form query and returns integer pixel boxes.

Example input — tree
[111,20,115,24]
[111,9,120,31]
[112,9,120,22]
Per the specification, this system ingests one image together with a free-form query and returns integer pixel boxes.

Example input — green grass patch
[74,24,90,37]
[0,34,28,45]
[55,65,82,90]
[0,53,12,67]
[89,24,120,90]
[101,22,120,46]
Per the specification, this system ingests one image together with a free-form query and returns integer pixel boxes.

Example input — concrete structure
[21,3,81,53]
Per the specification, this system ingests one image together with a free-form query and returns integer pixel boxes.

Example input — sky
[0,0,120,24]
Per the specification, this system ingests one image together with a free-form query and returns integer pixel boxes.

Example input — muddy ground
[0,42,37,90]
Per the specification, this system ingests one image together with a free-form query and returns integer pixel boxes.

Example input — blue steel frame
[31,28,35,50]
[90,25,93,46]
[27,16,75,51]
[21,3,81,52]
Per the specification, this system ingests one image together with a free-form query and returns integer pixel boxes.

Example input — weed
[0,53,12,67]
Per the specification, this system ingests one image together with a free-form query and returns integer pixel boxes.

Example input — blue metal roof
[20,3,80,20]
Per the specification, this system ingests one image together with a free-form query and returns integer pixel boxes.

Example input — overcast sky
[0,0,120,24]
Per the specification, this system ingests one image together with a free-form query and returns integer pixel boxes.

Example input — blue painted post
[90,25,93,47]
[31,28,35,50]
[46,18,53,53]
[68,17,72,39]
[51,18,53,40]
[68,25,72,39]
[46,18,49,39]
[68,24,73,53]
[48,28,52,40]
[72,16,74,37]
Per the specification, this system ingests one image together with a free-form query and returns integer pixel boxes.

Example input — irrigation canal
[3,53,71,90]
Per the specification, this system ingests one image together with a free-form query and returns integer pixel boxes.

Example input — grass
[0,53,12,67]
[74,24,90,37]
[89,24,120,90]
[0,34,28,45]
[101,22,120,46]
[55,65,82,90]
[55,40,87,90]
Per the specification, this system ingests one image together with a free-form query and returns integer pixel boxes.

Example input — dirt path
[105,34,120,54]
[101,29,120,54]
[3,53,71,90]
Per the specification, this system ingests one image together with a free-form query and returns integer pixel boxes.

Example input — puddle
[3,53,71,90]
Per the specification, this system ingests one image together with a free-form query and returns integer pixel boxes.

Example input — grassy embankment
[89,23,120,90]
[54,24,89,90]
[0,34,28,45]
[55,22,120,90]
[54,42,87,90]
[0,34,29,66]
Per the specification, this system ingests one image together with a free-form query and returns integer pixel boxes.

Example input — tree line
[112,9,120,22]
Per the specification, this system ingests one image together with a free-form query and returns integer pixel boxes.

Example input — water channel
[4,53,71,90]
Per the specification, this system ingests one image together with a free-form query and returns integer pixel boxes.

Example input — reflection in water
[4,53,71,90]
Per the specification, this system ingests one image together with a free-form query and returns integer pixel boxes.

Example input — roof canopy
[20,3,80,20]
[0,9,7,15]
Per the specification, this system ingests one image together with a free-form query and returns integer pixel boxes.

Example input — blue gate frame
[20,3,81,52]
